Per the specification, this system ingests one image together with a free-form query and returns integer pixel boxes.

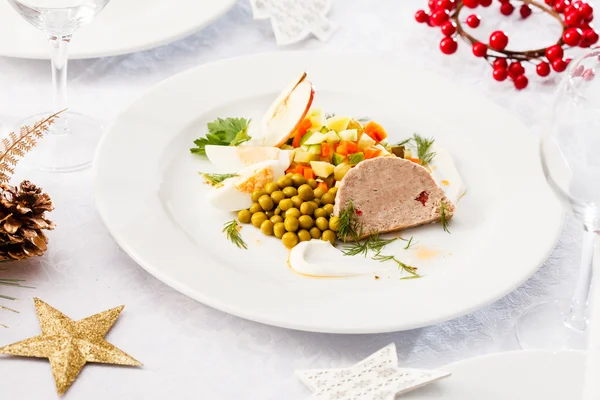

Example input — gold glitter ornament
[0,298,142,395]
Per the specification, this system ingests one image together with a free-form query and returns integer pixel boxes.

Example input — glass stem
[49,34,71,133]
[565,225,596,331]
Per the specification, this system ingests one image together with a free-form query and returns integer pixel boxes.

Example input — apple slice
[260,72,315,147]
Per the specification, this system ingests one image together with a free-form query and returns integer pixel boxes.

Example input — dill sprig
[201,172,238,186]
[223,220,247,249]
[402,236,417,250]
[342,234,398,257]
[440,201,450,234]
[337,201,363,242]
[372,253,421,278]
[396,133,436,166]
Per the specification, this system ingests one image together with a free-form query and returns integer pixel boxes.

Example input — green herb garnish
[190,117,251,156]
[357,116,370,123]
[200,172,238,186]
[325,113,336,119]
[396,133,436,166]
[337,201,363,242]
[342,234,398,257]
[372,253,421,278]
[402,236,416,250]
[223,220,247,249]
[440,200,450,234]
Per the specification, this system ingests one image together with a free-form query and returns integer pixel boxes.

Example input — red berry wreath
[415,0,599,89]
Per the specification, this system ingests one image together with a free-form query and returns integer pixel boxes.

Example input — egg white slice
[206,160,287,212]
[205,145,293,171]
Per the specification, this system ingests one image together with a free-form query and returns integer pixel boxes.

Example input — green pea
[251,212,267,228]
[291,173,307,187]
[271,191,285,205]
[313,198,322,207]
[328,187,338,195]
[285,172,294,178]
[309,227,321,239]
[284,216,299,232]
[260,220,274,236]
[298,215,314,230]
[323,204,334,215]
[291,195,303,208]
[286,207,301,219]
[251,190,267,202]
[249,203,262,214]
[277,176,293,188]
[273,222,286,238]
[329,216,340,232]
[322,229,337,245]
[314,187,326,199]
[279,199,293,211]
[237,210,251,224]
[274,207,282,215]
[300,202,314,216]
[282,232,299,249]
[308,200,319,210]
[315,217,329,231]
[307,178,318,189]
[321,192,335,205]
[270,215,283,224]
[265,210,275,218]
[258,195,274,211]
[265,182,280,195]
[298,229,311,242]
[283,186,297,198]
[298,184,314,201]
[314,208,327,219]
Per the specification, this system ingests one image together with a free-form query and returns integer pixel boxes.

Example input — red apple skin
[274,83,315,147]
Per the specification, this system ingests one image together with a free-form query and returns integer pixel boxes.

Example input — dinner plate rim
[93,51,564,334]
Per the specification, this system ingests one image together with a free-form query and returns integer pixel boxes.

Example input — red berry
[480,0,493,6]
[563,27,583,46]
[580,3,594,19]
[440,37,458,54]
[472,42,488,57]
[429,0,437,9]
[581,22,594,30]
[514,75,528,90]
[466,14,481,28]
[552,58,568,72]
[490,31,509,50]
[536,62,551,76]
[493,58,508,69]
[431,9,450,26]
[501,2,515,15]
[565,10,583,26]
[573,64,585,76]
[586,15,595,23]
[508,61,525,78]
[520,4,533,18]
[545,0,555,5]
[584,29,599,44]
[441,20,457,36]
[554,0,570,13]
[493,67,508,81]
[583,68,595,80]
[437,0,456,9]
[545,44,564,61]
[463,0,479,8]
[415,10,429,23]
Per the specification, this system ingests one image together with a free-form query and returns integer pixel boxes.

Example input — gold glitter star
[0,298,142,395]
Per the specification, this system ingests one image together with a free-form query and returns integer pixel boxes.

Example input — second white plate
[94,52,563,333]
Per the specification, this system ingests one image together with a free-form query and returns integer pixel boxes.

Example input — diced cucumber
[338,129,358,142]
[299,130,315,146]
[334,163,352,181]
[325,130,341,143]
[294,150,319,164]
[404,148,413,159]
[348,152,365,166]
[332,153,346,166]
[357,134,376,151]
[303,131,328,145]
[306,144,322,155]
[325,116,350,133]
[320,126,329,133]
[310,161,335,178]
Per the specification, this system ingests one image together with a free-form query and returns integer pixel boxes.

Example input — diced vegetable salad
[278,109,408,189]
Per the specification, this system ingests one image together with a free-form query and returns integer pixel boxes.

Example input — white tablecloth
[0,1,586,398]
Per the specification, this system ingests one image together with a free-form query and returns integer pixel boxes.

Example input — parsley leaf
[190,117,251,156]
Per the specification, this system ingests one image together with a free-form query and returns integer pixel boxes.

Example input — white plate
[94,52,563,333]
[0,0,236,59]
[404,350,584,399]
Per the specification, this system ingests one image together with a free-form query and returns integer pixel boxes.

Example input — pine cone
[0,180,55,261]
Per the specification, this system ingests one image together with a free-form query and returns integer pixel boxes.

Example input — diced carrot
[407,157,421,164]
[303,167,315,180]
[286,165,296,174]
[336,141,360,156]
[295,164,306,174]
[291,118,314,148]
[364,121,388,143]
[321,142,331,157]
[364,147,382,159]
[317,182,328,192]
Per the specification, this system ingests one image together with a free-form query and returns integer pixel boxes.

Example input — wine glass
[516,50,600,350]
[7,0,110,171]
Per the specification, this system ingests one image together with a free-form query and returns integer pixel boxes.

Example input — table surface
[0,0,587,398]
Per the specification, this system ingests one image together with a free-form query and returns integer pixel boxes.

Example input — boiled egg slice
[206,160,286,212]
[205,145,293,171]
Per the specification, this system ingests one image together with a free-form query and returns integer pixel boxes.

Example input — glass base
[516,299,586,350]
[16,111,103,172]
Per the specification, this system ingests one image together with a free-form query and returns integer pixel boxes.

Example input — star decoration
[250,0,337,45]
[0,298,141,395]
[296,343,449,399]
